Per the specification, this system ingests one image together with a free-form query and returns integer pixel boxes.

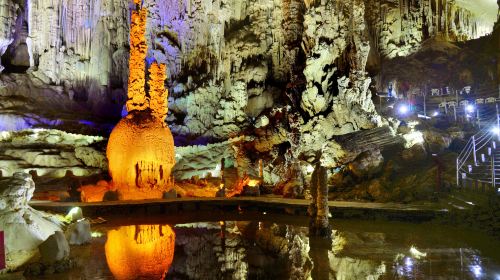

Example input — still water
[13,214,500,279]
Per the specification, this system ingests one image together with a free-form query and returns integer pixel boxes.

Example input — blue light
[492,127,500,135]
[398,104,409,115]
[405,257,413,268]
[470,265,482,278]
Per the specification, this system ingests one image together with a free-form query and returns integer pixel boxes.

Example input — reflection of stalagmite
[105,225,175,280]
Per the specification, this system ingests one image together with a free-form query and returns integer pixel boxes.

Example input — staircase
[456,111,500,193]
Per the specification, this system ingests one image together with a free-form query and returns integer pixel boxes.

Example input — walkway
[30,196,450,221]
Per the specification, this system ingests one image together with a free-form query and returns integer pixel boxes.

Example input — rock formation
[0,129,105,178]
[0,172,62,270]
[309,161,330,237]
[106,1,175,200]
[0,0,497,201]
[365,0,494,59]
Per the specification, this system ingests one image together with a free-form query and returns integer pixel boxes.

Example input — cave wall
[365,0,491,59]
[0,0,496,167]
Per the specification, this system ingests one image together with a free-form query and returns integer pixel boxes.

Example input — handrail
[456,109,500,189]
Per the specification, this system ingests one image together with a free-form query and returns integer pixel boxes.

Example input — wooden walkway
[30,196,449,221]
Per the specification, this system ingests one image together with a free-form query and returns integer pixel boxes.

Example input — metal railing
[456,105,500,192]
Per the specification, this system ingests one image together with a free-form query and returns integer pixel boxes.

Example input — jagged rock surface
[0,172,62,270]
[365,0,493,59]
[0,0,497,191]
[0,129,105,177]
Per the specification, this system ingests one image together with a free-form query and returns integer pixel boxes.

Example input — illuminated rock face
[126,4,148,113]
[105,225,175,280]
[107,112,175,200]
[106,2,175,200]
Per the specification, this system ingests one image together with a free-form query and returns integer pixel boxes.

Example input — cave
[0,0,499,279]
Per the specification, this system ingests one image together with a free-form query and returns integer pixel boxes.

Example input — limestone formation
[0,0,18,72]
[0,173,62,270]
[309,161,330,237]
[126,5,148,112]
[106,2,175,200]
[365,0,495,59]
[0,129,105,178]
[148,62,169,120]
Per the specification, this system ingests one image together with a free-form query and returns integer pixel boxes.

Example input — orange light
[247,179,260,187]
[105,4,175,200]
[107,113,175,200]
[148,62,169,121]
[226,175,249,197]
[126,6,148,112]
[105,225,175,280]
[79,180,113,202]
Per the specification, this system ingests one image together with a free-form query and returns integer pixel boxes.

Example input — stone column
[308,161,331,237]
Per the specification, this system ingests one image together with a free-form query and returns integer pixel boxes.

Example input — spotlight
[470,265,482,278]
[398,104,409,115]
[466,104,475,113]
[432,111,439,117]
[491,127,500,135]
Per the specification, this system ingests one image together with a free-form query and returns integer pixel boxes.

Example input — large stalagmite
[106,0,175,201]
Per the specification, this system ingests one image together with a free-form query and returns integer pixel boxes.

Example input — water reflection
[104,225,175,280]
[10,218,500,280]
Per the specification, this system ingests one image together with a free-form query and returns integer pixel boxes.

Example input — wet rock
[24,259,75,276]
[39,231,70,263]
[65,219,91,245]
[24,262,43,276]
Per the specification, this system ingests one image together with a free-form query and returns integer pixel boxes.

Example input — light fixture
[491,127,500,135]
[466,104,475,113]
[398,104,409,115]
[470,265,482,278]
[432,111,439,117]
